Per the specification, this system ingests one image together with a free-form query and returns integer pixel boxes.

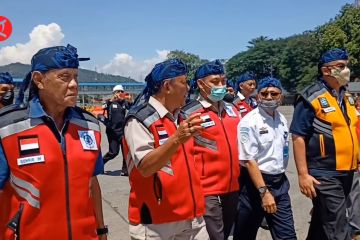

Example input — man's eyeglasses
[259,91,281,98]
[326,63,349,71]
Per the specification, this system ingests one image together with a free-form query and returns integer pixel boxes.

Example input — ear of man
[32,71,45,90]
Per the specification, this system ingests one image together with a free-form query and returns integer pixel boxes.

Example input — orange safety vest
[0,106,101,240]
[123,103,205,225]
[299,82,359,171]
[181,100,240,196]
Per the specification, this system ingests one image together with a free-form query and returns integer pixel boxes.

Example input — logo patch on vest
[348,96,355,106]
[318,97,330,108]
[17,155,45,166]
[156,126,169,145]
[18,136,40,155]
[78,130,98,150]
[200,115,215,128]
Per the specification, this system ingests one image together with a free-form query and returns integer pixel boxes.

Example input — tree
[167,50,209,80]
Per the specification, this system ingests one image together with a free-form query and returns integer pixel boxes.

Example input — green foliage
[226,4,360,93]
[167,50,209,80]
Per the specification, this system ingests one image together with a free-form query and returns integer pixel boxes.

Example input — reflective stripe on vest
[303,85,359,171]
[182,100,240,195]
[10,174,40,209]
[124,103,205,224]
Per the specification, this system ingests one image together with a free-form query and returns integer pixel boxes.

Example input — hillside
[0,63,137,83]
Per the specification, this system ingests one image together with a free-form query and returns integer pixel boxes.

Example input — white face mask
[330,67,350,86]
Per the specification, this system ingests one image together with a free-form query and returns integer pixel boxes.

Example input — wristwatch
[96,225,108,236]
[258,186,268,197]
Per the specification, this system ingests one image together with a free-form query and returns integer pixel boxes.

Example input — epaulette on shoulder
[73,106,98,124]
[0,104,29,128]
[300,82,322,99]
[181,100,202,118]
[126,102,159,128]
[294,81,323,107]
[232,95,242,105]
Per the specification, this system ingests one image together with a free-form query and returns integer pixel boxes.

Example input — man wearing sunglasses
[235,77,296,240]
[290,48,359,239]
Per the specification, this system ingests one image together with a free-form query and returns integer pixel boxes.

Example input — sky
[0,0,355,81]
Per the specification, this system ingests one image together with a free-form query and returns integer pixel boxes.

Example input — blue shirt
[0,98,104,189]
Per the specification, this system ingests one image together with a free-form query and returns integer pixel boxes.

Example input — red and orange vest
[233,96,254,117]
[0,106,101,240]
[181,100,240,196]
[123,103,205,225]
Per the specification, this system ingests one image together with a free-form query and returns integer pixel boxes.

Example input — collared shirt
[197,95,226,116]
[238,107,289,175]
[124,96,178,167]
[0,97,104,189]
[197,95,241,120]
[237,92,258,109]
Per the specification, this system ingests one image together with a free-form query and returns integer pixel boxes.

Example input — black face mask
[223,93,235,103]
[1,91,14,106]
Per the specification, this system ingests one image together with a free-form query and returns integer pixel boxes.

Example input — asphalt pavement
[97,106,313,240]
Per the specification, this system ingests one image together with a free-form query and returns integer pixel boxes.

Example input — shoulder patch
[240,127,250,143]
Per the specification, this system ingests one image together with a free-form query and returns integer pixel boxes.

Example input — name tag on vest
[17,155,45,166]
[78,130,98,150]
[322,107,336,113]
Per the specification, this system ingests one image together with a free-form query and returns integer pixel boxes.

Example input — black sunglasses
[259,91,281,98]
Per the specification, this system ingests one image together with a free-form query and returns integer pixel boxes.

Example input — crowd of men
[0,45,359,240]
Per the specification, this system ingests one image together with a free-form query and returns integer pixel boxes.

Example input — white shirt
[124,96,178,167]
[238,107,289,175]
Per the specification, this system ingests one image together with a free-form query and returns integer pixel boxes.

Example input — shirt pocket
[258,131,273,148]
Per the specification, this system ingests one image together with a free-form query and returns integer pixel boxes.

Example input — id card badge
[225,105,237,117]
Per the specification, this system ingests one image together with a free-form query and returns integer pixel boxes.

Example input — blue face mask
[208,85,227,102]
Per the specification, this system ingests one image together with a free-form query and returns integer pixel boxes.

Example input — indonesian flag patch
[18,136,40,155]
[156,126,169,146]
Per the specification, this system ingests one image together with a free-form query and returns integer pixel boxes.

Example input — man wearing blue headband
[181,60,240,240]
[0,44,107,240]
[123,59,208,239]
[0,72,15,109]
[235,77,296,240]
[233,72,258,117]
[290,48,359,239]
